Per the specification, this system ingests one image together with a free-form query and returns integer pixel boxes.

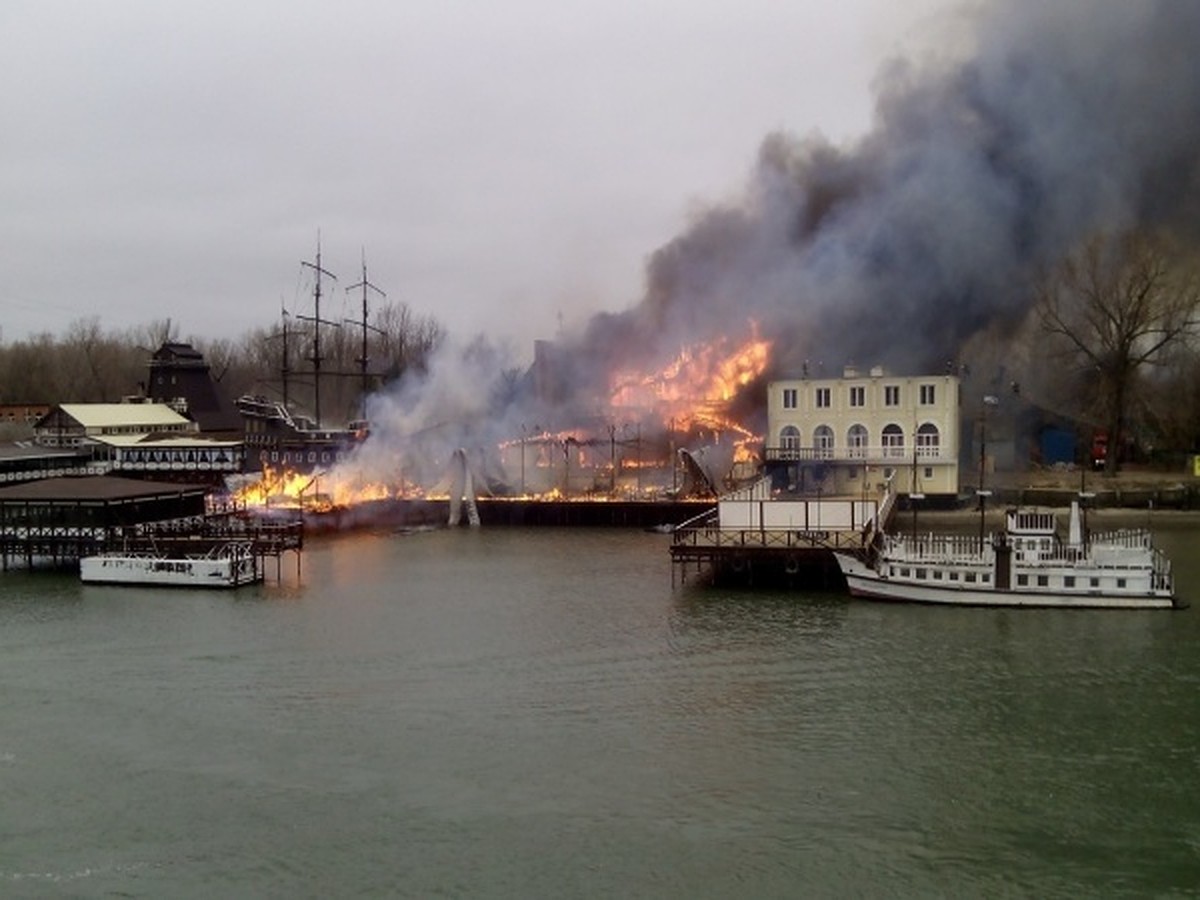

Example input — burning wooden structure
[227,327,775,524]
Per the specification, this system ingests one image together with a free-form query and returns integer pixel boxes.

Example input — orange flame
[609,328,770,417]
[235,330,772,512]
[233,465,403,511]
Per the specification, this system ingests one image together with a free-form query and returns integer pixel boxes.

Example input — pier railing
[1,511,302,571]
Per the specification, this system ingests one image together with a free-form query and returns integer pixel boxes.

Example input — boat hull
[833,552,1177,610]
[80,554,261,588]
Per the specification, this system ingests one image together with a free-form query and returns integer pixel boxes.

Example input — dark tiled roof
[0,475,209,503]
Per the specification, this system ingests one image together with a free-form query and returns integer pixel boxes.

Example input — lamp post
[978,394,999,549]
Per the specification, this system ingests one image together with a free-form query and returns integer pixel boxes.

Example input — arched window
[847,424,868,458]
[779,425,801,459]
[916,423,940,458]
[882,424,905,458]
[813,425,834,458]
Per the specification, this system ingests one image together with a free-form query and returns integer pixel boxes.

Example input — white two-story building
[766,366,960,500]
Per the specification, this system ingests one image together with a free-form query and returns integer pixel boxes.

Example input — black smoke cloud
[352,0,1200,491]
[566,0,1200,383]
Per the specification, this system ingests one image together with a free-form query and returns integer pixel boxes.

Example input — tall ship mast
[296,236,339,428]
[235,237,375,472]
[345,249,386,422]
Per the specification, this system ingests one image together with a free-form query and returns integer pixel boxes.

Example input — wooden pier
[670,483,897,588]
[0,476,302,579]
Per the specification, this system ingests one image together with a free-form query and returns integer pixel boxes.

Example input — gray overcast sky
[1,0,952,357]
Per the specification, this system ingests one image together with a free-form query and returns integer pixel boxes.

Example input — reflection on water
[0,522,1198,896]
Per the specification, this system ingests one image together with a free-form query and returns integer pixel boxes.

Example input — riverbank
[961,463,1200,510]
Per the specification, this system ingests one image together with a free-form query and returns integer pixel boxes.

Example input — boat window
[982,574,990,583]
[1037,575,1048,587]
[1090,577,1100,588]
[916,568,927,579]
[900,568,910,577]
[965,572,977,583]
[933,570,942,580]
[949,571,958,581]
[1017,574,1028,586]
[1064,576,1075,588]
[1117,578,1126,589]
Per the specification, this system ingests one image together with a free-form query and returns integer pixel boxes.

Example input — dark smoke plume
[346,0,1200,492]
[566,0,1200,382]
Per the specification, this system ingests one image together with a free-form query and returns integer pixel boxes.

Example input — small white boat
[80,542,261,588]
[833,501,1180,609]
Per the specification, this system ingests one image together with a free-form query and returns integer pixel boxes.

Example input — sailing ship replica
[238,241,382,472]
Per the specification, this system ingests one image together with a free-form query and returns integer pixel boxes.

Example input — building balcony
[764,445,954,465]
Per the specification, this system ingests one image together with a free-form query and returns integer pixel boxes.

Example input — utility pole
[977,394,999,549]
[909,439,924,536]
[345,248,386,420]
[297,234,339,427]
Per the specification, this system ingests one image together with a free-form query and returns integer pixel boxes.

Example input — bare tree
[1140,336,1200,458]
[135,317,179,350]
[374,300,445,383]
[1037,230,1200,473]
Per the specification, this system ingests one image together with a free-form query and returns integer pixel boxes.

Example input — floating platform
[81,543,263,588]
[669,482,896,589]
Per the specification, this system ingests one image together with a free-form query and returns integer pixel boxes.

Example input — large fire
[609,330,771,415]
[608,329,770,464]
[232,466,400,512]
[232,330,771,511]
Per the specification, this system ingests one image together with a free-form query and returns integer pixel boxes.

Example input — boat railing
[672,524,869,551]
[1089,528,1155,550]
[884,532,990,563]
[1009,528,1162,570]
[670,503,869,552]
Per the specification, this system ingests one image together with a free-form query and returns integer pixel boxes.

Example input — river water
[2,516,1199,898]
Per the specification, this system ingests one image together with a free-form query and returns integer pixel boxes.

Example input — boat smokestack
[1067,499,1083,548]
